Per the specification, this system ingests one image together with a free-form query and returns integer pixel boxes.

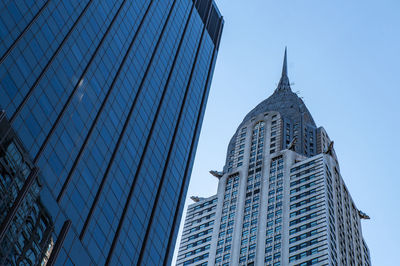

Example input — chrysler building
[176,49,371,266]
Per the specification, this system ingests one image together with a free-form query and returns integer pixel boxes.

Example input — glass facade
[0,0,223,265]
[0,111,54,265]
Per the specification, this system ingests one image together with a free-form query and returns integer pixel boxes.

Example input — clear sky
[173,0,400,264]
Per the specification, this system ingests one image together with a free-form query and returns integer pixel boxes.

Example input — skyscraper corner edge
[0,0,225,265]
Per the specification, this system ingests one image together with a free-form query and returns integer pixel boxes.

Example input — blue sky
[173,0,400,264]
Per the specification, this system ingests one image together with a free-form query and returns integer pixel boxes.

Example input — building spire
[282,46,288,77]
[276,47,291,92]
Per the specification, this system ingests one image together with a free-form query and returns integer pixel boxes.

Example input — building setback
[0,0,223,265]
[177,50,371,266]
[176,195,217,265]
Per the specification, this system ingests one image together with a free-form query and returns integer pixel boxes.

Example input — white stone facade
[176,51,371,266]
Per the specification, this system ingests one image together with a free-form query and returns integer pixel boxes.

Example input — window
[289,238,320,253]
[268,197,275,203]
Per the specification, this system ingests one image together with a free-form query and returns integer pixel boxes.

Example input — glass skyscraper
[0,0,223,265]
[177,50,371,266]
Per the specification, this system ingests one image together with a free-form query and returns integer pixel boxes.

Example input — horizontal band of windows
[289,219,325,236]
[290,158,323,173]
[290,203,325,218]
[184,212,216,228]
[290,165,324,179]
[289,227,326,244]
[290,196,325,210]
[294,254,329,266]
[188,198,218,211]
[187,202,217,213]
[290,181,324,195]
[290,188,323,202]
[290,173,324,188]
[185,228,213,242]
[186,206,217,219]
[182,253,209,266]
[180,236,212,251]
[289,211,325,226]
[289,245,327,263]
[183,220,214,235]
[290,186,326,201]
[182,244,210,258]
